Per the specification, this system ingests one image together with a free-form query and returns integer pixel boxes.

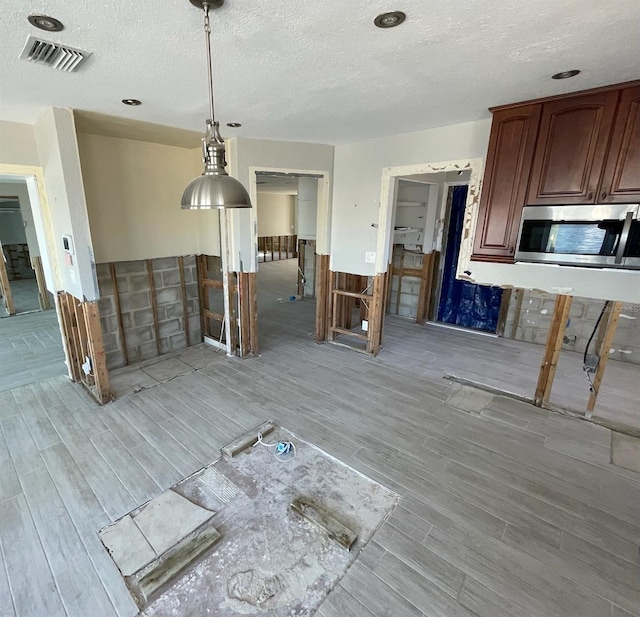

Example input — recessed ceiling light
[374,11,406,28]
[226,122,241,128]
[121,99,142,106]
[552,70,581,80]
[28,14,64,32]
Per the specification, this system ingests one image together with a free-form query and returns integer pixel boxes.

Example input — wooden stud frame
[0,241,16,315]
[57,291,111,404]
[534,294,572,406]
[586,301,623,414]
[31,256,51,310]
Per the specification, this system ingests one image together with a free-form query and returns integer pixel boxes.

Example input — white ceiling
[2,1,639,145]
[256,175,299,195]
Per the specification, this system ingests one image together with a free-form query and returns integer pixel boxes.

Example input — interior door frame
[248,166,332,341]
[375,159,484,337]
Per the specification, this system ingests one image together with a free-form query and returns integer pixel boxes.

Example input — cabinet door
[599,85,640,202]
[527,91,619,204]
[472,104,541,262]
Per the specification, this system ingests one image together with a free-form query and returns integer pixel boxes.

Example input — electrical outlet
[361,320,369,332]
[365,251,376,264]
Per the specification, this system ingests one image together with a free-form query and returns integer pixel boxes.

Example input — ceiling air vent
[19,35,91,72]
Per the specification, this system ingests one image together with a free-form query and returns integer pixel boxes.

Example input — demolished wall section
[96,256,201,369]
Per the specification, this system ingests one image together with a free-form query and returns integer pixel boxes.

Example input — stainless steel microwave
[515,204,640,270]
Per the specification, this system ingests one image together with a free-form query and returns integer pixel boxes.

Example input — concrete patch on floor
[446,385,494,414]
[100,424,399,616]
[611,432,640,472]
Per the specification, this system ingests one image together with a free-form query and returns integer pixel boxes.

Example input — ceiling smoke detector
[552,69,581,80]
[28,14,64,32]
[19,35,91,72]
[374,11,406,28]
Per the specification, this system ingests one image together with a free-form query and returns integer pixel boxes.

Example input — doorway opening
[376,159,506,350]
[251,169,328,350]
[0,174,66,392]
[0,179,53,317]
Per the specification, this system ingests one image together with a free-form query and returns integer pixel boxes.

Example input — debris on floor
[98,423,399,616]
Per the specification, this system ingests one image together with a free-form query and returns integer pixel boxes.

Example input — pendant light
[181,0,251,209]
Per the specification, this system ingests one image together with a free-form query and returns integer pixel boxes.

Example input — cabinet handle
[601,191,607,200]
[509,246,514,254]
[587,192,594,201]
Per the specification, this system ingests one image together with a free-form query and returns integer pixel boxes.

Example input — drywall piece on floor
[128,522,221,609]
[221,420,275,458]
[100,514,156,576]
[291,498,357,550]
[132,489,214,556]
[446,385,494,413]
[611,432,640,472]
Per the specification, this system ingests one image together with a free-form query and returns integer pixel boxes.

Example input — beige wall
[0,121,39,166]
[77,133,221,263]
[256,193,295,236]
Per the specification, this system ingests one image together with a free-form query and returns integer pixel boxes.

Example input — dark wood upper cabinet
[599,85,640,202]
[526,91,619,205]
[472,105,541,262]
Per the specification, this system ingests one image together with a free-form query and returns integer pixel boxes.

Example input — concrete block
[133,309,154,327]
[162,270,182,287]
[98,297,115,316]
[129,274,151,290]
[106,350,126,370]
[127,326,154,346]
[138,341,159,361]
[117,260,147,274]
[156,288,181,305]
[95,263,111,278]
[121,291,151,312]
[164,303,184,320]
[169,333,187,350]
[98,279,115,297]
[102,333,119,353]
[186,283,199,299]
[159,319,182,338]
[153,272,163,289]
[611,432,640,472]
[153,257,178,270]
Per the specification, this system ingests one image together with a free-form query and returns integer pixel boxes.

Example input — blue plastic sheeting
[437,186,503,333]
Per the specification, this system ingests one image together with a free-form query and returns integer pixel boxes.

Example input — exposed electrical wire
[582,301,610,392]
[254,431,296,462]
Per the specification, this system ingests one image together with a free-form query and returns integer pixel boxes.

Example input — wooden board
[534,294,572,406]
[31,256,51,310]
[0,241,15,315]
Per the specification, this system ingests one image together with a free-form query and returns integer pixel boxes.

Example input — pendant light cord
[203,2,216,125]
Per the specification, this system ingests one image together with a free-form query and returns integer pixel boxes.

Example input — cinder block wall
[389,250,423,318]
[96,256,201,369]
[503,289,640,366]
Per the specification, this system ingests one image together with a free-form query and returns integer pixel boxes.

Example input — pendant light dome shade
[181,0,252,210]
[181,173,251,209]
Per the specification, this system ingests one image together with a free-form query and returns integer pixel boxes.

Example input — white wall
[256,193,296,237]
[76,133,220,262]
[227,137,334,271]
[296,177,318,240]
[0,121,39,167]
[331,119,491,275]
[34,108,99,301]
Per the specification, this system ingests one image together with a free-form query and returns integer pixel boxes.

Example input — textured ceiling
[2,0,639,145]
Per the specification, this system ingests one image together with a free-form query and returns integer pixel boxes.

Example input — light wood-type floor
[0,308,66,393]
[0,278,41,316]
[0,259,638,617]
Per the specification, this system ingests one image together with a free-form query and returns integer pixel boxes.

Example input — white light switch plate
[365,251,376,264]
[361,320,369,331]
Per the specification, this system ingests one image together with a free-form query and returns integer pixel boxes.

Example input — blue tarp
[437,186,503,332]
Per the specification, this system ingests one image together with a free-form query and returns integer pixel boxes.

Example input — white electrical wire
[254,431,296,462]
